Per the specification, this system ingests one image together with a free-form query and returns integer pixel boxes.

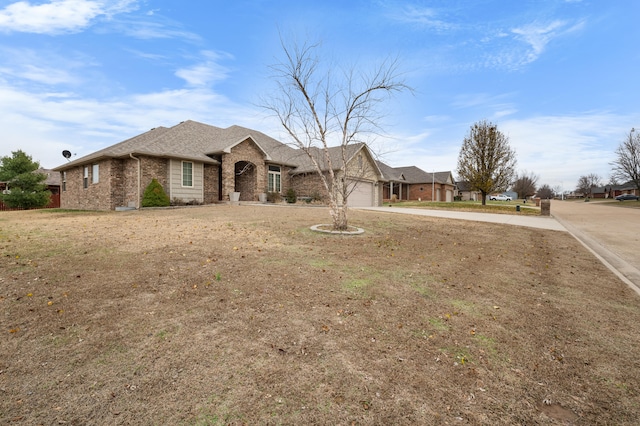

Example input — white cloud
[511,19,585,65]
[0,77,264,168]
[393,5,458,32]
[0,47,94,85]
[175,51,233,88]
[0,0,138,34]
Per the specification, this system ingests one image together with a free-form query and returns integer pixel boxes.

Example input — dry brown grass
[1,205,639,425]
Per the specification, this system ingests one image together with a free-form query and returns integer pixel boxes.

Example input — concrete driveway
[550,200,640,295]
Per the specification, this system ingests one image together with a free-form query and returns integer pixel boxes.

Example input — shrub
[142,178,170,207]
[285,188,297,203]
[267,192,281,203]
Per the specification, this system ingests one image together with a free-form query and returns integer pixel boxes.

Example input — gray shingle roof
[376,162,453,185]
[53,120,302,171]
[52,120,382,177]
[287,143,372,174]
[376,161,407,182]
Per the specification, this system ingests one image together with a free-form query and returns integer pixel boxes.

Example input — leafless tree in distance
[511,170,539,200]
[610,128,640,192]
[576,173,602,198]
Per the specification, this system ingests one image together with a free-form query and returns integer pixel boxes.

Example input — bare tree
[576,173,602,198]
[537,184,554,199]
[511,170,539,200]
[262,40,407,230]
[456,120,517,205]
[610,128,640,192]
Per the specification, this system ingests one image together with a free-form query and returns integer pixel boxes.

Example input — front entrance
[234,161,256,201]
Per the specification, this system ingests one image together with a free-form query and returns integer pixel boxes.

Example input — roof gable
[291,143,382,177]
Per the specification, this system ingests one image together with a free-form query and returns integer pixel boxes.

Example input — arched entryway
[235,161,256,201]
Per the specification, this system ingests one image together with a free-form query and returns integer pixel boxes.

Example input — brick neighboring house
[592,182,639,199]
[53,120,384,210]
[377,162,456,202]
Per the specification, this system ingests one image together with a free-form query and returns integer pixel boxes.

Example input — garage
[347,179,375,207]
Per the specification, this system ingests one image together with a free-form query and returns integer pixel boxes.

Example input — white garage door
[347,180,374,207]
[446,189,453,202]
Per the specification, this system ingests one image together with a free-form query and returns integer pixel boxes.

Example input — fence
[0,193,60,211]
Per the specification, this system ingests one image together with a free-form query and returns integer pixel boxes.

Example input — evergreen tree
[141,178,170,207]
[0,150,50,209]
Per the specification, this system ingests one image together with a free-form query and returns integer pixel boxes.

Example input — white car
[489,194,512,201]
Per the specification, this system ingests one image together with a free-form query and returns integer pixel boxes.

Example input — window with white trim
[182,161,193,187]
[83,166,89,189]
[62,171,66,191]
[92,164,99,184]
[268,165,281,193]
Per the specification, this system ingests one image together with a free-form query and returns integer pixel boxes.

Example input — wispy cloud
[175,51,234,88]
[0,78,261,168]
[0,0,138,34]
[110,16,201,41]
[451,92,518,119]
[0,46,94,86]
[391,5,458,32]
[511,19,585,64]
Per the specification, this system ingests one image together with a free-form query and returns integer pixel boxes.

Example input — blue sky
[1,0,638,192]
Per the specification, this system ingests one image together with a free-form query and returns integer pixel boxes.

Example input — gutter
[130,153,141,209]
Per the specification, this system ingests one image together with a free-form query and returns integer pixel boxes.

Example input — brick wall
[220,139,267,201]
[60,160,114,210]
[203,164,220,203]
[290,172,330,202]
[60,156,171,210]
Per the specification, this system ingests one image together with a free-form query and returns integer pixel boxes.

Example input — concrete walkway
[357,206,566,231]
[358,203,640,295]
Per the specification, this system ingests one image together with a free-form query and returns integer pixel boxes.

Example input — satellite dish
[62,150,72,160]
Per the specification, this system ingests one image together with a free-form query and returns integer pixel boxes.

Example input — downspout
[130,153,140,209]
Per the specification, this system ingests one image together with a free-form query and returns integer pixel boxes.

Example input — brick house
[53,120,384,210]
[377,162,456,202]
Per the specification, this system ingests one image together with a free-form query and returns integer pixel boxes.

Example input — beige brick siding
[289,150,383,206]
[60,156,172,210]
[290,172,329,202]
[60,160,116,210]
[204,164,220,203]
[221,139,269,202]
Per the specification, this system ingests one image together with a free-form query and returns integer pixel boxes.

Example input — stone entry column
[541,199,551,216]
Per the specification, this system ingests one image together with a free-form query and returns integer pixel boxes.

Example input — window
[268,165,281,193]
[62,171,66,191]
[92,164,99,184]
[182,161,193,187]
[83,166,89,189]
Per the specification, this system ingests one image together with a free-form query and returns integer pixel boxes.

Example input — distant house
[377,162,456,202]
[456,181,481,201]
[52,120,385,210]
[592,182,639,199]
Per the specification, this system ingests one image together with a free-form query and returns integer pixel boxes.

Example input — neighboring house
[456,181,482,201]
[376,161,409,200]
[53,120,384,210]
[593,182,639,199]
[377,162,456,202]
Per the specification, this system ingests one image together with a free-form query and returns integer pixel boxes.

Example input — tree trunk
[481,192,487,205]
[328,199,348,231]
